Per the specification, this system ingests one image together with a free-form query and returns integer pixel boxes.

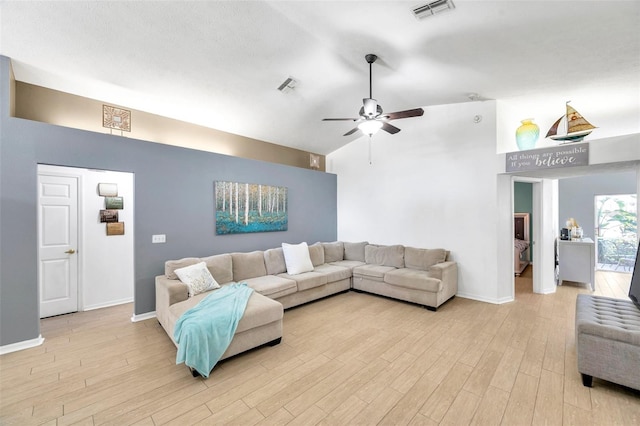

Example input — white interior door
[38,174,79,318]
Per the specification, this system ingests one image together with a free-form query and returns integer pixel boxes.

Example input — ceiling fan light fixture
[358,120,383,136]
[412,0,455,19]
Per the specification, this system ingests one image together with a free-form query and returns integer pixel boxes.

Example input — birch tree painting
[215,181,288,234]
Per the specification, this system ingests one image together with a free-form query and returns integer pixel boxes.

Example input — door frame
[37,164,85,316]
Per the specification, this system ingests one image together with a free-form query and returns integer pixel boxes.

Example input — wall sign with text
[506,144,589,173]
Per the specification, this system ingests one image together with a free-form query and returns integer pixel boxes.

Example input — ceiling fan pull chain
[368,136,373,165]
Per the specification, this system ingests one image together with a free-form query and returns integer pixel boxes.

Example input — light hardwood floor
[1,270,638,425]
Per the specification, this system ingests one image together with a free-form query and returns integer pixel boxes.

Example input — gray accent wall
[0,56,337,347]
[558,170,637,239]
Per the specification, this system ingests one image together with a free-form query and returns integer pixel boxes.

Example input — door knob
[65,249,76,254]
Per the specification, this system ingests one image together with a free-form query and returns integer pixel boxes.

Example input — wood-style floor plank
[1,269,637,425]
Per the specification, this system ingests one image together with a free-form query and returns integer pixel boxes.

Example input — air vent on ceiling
[412,0,455,19]
[277,77,297,93]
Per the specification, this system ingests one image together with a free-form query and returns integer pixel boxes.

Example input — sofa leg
[425,305,437,312]
[267,337,282,347]
[581,373,593,387]
[190,367,202,378]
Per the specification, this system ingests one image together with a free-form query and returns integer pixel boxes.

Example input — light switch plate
[152,234,166,243]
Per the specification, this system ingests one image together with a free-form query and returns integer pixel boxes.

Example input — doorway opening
[595,194,637,273]
[37,165,135,320]
[514,181,535,296]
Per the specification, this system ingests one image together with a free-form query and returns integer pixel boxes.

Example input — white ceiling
[1,1,639,155]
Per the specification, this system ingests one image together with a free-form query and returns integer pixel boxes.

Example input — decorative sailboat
[545,102,596,143]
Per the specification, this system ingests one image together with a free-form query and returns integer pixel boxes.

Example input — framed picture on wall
[106,222,125,236]
[99,209,119,223]
[98,183,118,197]
[105,196,124,209]
[103,105,131,132]
[214,181,288,235]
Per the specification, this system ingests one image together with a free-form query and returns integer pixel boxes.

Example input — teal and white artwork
[215,181,288,235]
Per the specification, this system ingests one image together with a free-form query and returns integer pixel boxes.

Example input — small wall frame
[99,209,119,223]
[98,183,118,197]
[103,105,131,132]
[105,196,124,209]
[106,222,125,236]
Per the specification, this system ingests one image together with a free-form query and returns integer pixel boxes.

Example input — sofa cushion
[323,241,344,263]
[353,264,397,279]
[282,242,314,275]
[165,257,200,280]
[313,264,352,282]
[232,251,267,281]
[235,292,284,334]
[168,289,282,335]
[309,243,325,267]
[243,275,297,299]
[174,261,221,297]
[278,271,328,292]
[330,260,366,270]
[200,253,234,284]
[344,241,368,262]
[264,247,287,275]
[384,268,442,293]
[404,247,447,270]
[365,244,405,268]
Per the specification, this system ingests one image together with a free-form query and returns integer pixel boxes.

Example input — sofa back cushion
[232,251,267,281]
[344,241,368,262]
[200,253,233,284]
[365,244,405,268]
[165,257,200,280]
[323,241,344,263]
[264,247,287,275]
[404,247,447,270]
[309,243,325,267]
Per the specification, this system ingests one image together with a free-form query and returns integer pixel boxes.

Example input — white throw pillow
[282,242,314,275]
[174,261,220,297]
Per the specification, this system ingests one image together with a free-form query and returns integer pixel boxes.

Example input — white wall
[38,165,134,311]
[327,100,503,303]
[81,169,134,310]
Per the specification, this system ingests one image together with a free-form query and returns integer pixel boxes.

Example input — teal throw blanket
[174,282,254,378]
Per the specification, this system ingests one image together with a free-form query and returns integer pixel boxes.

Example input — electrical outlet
[152,234,166,244]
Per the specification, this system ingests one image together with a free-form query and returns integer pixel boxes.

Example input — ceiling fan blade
[385,108,424,120]
[322,118,359,121]
[343,127,359,136]
[381,122,401,134]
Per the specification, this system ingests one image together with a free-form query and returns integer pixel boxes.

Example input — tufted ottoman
[575,294,640,390]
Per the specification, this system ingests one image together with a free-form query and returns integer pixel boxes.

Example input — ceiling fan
[323,54,424,136]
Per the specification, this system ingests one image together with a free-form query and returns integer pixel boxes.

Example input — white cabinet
[558,238,595,291]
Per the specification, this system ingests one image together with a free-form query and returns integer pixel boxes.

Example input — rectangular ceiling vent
[277,77,297,93]
[412,0,455,19]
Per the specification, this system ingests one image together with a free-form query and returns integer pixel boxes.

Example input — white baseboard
[131,311,156,322]
[456,292,514,305]
[0,335,45,355]
[83,297,134,312]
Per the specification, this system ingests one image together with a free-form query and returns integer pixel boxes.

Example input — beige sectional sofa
[155,241,457,368]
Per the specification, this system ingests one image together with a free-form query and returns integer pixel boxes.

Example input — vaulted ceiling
[2,1,639,155]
